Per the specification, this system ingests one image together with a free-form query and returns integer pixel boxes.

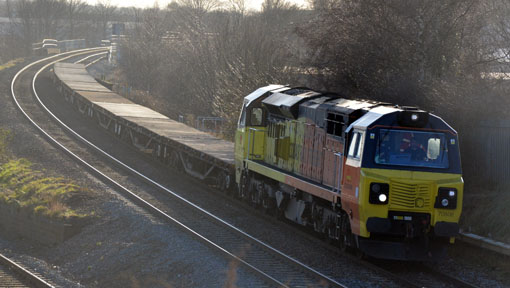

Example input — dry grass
[461,190,510,244]
[0,128,11,161]
[0,58,24,71]
[0,159,88,219]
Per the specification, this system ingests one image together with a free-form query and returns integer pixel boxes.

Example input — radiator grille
[389,181,432,210]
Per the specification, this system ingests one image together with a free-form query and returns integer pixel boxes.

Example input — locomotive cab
[234,85,288,185]
[342,107,463,260]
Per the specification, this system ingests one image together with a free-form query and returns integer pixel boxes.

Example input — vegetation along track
[11,50,483,288]
[0,252,54,287]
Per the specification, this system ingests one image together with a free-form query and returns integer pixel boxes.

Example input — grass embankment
[0,159,89,219]
[0,128,89,220]
[461,191,510,244]
[0,58,24,72]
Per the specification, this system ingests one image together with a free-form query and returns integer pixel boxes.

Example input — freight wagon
[52,63,234,191]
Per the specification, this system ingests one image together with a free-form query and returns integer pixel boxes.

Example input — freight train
[52,64,463,261]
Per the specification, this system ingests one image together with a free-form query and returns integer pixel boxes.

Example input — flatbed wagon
[52,62,234,189]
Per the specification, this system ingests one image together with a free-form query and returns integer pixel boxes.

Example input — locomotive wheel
[355,244,366,260]
[238,171,249,199]
[339,213,354,253]
[250,184,261,208]
[327,227,339,247]
[261,195,275,215]
[339,233,348,252]
[275,206,285,220]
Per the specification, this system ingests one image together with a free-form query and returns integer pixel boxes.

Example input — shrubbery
[0,159,88,219]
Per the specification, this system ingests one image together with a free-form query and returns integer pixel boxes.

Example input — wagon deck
[53,62,235,180]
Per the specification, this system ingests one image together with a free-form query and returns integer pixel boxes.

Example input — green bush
[0,128,11,160]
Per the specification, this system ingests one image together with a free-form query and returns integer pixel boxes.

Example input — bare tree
[66,0,87,38]
[173,0,223,31]
[33,0,66,39]
[227,0,246,15]
[10,0,35,48]
[119,1,302,138]
[298,0,489,104]
[95,0,116,39]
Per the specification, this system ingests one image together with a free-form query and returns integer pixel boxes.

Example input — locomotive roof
[244,86,452,133]
[263,90,323,119]
[345,105,457,134]
[327,98,380,114]
[346,106,399,132]
[244,85,288,107]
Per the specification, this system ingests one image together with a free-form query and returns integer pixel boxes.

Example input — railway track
[0,252,54,287]
[257,209,481,288]
[10,49,484,287]
[14,50,349,287]
[73,51,108,67]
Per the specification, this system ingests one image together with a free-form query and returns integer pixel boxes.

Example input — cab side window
[250,107,263,126]
[348,132,363,159]
[238,106,246,128]
[348,133,359,158]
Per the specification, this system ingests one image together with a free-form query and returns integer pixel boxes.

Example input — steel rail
[74,51,107,64]
[0,253,54,288]
[30,51,348,287]
[85,56,106,68]
[12,50,326,288]
[0,48,108,288]
[33,49,348,288]
[419,265,481,288]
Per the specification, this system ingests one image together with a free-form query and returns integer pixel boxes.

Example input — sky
[85,0,309,11]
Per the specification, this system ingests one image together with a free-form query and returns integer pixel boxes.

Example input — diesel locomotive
[235,85,463,260]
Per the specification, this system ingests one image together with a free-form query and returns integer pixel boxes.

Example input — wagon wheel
[261,193,275,215]
[169,150,182,171]
[218,171,231,193]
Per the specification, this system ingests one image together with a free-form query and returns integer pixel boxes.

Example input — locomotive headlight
[369,183,389,205]
[435,188,458,210]
[411,114,419,121]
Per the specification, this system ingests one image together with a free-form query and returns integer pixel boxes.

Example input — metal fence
[463,120,510,189]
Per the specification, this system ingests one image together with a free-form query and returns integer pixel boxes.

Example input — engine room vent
[262,91,321,119]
